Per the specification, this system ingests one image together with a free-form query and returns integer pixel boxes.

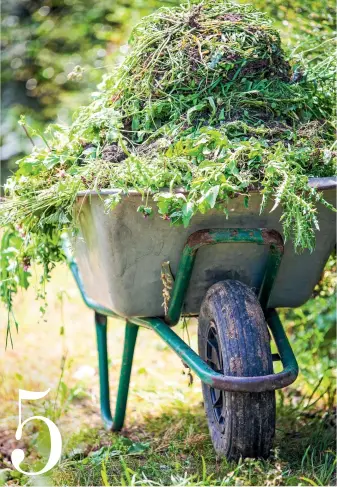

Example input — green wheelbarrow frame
[63,228,299,431]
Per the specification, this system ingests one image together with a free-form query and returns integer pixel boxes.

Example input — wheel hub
[206,322,226,432]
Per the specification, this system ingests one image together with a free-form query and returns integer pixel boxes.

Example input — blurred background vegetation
[0,0,335,484]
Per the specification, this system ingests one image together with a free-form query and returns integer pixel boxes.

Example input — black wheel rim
[206,322,226,431]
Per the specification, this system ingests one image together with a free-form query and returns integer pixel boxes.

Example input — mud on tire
[198,280,275,460]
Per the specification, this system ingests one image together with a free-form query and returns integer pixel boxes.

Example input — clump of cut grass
[0,0,336,333]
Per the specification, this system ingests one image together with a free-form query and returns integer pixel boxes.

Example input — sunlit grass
[0,264,335,486]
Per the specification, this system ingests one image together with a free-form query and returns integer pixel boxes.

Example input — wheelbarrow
[64,176,336,460]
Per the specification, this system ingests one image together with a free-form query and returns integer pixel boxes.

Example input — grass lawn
[0,264,335,486]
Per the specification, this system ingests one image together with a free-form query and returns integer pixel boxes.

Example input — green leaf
[219,108,225,121]
[127,442,150,456]
[101,463,109,487]
[132,116,140,132]
[203,186,220,209]
[43,152,62,169]
[186,103,206,124]
[207,96,217,115]
[155,193,173,215]
[182,202,194,228]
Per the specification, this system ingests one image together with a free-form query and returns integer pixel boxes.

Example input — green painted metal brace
[63,228,299,431]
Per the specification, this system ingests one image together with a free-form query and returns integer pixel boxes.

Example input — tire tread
[198,280,275,460]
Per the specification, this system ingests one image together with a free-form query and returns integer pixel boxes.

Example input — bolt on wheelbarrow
[64,177,336,460]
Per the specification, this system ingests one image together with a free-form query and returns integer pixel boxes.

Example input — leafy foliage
[0,0,336,330]
[280,254,336,394]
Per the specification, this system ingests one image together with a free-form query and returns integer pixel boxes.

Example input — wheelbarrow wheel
[198,280,275,460]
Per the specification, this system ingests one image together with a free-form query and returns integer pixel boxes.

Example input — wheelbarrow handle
[130,310,298,393]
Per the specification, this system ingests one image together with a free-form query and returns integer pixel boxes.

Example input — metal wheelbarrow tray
[73,177,336,316]
[66,176,336,461]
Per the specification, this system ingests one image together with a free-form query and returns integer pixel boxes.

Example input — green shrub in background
[241,0,335,46]
[280,254,336,401]
[1,0,175,181]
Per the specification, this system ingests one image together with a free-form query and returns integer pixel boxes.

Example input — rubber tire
[198,280,275,460]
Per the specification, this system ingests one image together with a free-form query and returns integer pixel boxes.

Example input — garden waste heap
[0,0,336,333]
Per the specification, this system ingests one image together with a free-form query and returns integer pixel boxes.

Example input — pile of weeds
[0,0,336,335]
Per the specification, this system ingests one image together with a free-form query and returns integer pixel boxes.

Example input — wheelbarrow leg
[95,312,139,431]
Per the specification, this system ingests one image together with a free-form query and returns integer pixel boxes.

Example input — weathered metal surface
[63,237,120,319]
[73,177,336,317]
[165,228,284,325]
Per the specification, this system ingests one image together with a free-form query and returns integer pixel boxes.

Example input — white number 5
[11,389,62,476]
